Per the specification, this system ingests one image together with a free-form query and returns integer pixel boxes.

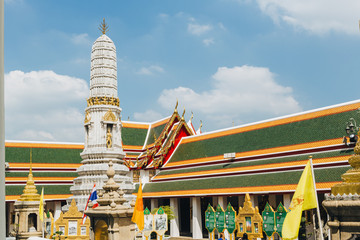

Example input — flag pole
[42,217,45,238]
[309,156,324,240]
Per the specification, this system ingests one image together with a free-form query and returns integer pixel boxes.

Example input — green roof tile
[6,147,82,163]
[6,172,77,178]
[146,123,168,146]
[122,127,148,147]
[6,184,71,196]
[169,110,355,164]
[143,166,349,194]
[158,149,353,176]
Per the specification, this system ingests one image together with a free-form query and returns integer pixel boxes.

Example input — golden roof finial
[200,120,203,130]
[99,18,109,35]
[174,99,178,113]
[181,107,186,120]
[190,111,194,122]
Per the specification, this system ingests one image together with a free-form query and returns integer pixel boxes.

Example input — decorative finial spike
[30,148,32,175]
[99,18,109,35]
[190,111,194,122]
[174,99,178,113]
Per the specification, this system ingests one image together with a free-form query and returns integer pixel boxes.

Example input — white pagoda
[63,19,134,211]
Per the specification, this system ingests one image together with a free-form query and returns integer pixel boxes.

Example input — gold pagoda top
[18,150,40,201]
[331,131,360,195]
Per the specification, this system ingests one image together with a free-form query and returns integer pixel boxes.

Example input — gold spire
[190,111,194,122]
[174,99,178,113]
[19,149,40,201]
[181,107,186,120]
[99,18,109,35]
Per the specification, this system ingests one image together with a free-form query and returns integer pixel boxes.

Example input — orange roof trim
[123,122,150,129]
[141,181,340,197]
[6,194,72,201]
[165,138,342,168]
[6,142,84,149]
[155,155,350,180]
[182,102,360,144]
[9,163,81,168]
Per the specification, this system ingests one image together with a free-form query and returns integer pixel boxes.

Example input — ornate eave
[134,109,181,169]
[87,96,120,107]
[151,118,194,168]
[102,109,118,123]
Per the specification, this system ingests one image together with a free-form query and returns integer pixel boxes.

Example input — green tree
[151,205,175,220]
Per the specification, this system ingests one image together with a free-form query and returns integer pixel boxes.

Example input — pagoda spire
[99,18,109,35]
[19,149,40,201]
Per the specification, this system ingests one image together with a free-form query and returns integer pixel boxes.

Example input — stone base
[16,231,42,240]
[323,197,360,240]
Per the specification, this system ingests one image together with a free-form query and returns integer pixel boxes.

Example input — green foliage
[151,205,176,220]
[52,230,64,240]
[298,217,306,240]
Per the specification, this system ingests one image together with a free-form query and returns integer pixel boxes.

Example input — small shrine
[323,133,360,239]
[54,199,90,239]
[85,160,136,240]
[235,193,263,239]
[12,156,44,240]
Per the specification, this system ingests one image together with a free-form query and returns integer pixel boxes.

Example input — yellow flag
[282,160,317,240]
[131,182,144,231]
[39,187,44,222]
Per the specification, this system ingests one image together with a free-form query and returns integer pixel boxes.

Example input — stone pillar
[151,198,158,210]
[53,201,62,222]
[192,197,203,239]
[239,195,245,209]
[140,170,150,184]
[268,194,276,208]
[218,196,226,208]
[283,194,291,209]
[250,195,258,208]
[170,198,180,237]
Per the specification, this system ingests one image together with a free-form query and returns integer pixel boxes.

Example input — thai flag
[82,184,98,224]
[89,186,99,208]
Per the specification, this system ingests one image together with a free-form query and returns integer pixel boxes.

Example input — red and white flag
[82,184,98,224]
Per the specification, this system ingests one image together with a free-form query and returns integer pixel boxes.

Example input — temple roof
[140,100,360,197]
[5,99,360,200]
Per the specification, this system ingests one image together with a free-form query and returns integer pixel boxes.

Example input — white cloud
[203,38,215,46]
[70,33,91,45]
[134,110,164,122]
[218,22,226,31]
[157,65,302,130]
[5,70,88,142]
[136,65,164,75]
[254,0,360,35]
[188,22,213,36]
[158,13,169,19]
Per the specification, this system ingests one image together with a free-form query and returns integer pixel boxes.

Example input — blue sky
[4,0,360,142]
